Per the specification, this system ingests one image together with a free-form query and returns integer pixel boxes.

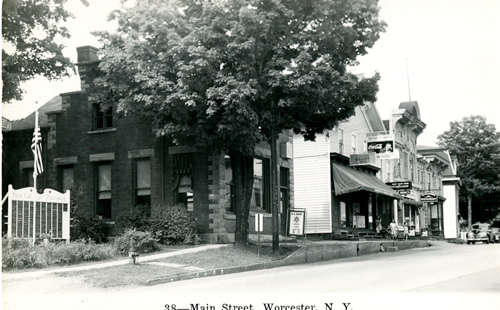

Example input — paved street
[3,241,500,310]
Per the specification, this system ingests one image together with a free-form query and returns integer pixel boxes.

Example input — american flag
[31,126,43,178]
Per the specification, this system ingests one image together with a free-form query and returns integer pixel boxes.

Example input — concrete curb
[144,240,431,286]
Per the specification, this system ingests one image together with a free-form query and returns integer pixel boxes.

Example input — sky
[2,0,500,147]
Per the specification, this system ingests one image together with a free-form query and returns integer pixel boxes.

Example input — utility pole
[270,106,280,253]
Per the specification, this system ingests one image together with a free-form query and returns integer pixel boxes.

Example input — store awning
[331,163,404,199]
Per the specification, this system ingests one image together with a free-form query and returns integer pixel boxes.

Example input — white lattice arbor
[5,185,70,243]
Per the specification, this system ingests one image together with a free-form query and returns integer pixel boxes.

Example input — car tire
[467,241,471,245]
[485,239,489,244]
[472,241,475,245]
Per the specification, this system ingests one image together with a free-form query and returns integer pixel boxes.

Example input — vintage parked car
[491,227,500,243]
[491,220,500,243]
[467,223,494,244]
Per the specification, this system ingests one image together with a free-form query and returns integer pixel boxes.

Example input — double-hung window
[97,162,112,219]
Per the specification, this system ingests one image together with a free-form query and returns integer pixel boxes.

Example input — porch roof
[332,163,404,199]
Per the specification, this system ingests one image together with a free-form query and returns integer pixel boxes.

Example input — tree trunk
[467,194,472,230]
[230,150,254,247]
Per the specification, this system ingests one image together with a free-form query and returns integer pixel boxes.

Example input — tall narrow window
[60,165,74,192]
[97,163,112,219]
[224,155,234,212]
[338,128,344,154]
[251,157,270,212]
[22,168,34,188]
[351,134,357,154]
[280,167,290,214]
[135,158,151,207]
[93,103,113,130]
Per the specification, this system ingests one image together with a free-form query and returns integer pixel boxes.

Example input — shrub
[2,239,116,270]
[71,216,111,243]
[113,228,159,254]
[115,204,151,233]
[149,205,201,245]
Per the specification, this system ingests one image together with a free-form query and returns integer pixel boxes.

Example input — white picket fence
[3,185,70,242]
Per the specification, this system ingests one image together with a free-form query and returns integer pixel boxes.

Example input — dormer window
[93,103,113,130]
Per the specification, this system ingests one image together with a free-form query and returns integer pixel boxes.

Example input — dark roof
[9,96,62,130]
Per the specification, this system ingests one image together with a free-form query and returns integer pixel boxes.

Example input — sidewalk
[1,244,229,281]
[2,239,434,285]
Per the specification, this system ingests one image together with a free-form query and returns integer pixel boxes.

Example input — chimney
[76,45,98,63]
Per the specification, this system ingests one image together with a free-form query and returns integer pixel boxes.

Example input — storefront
[330,155,404,237]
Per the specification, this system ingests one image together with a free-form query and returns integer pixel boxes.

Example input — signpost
[254,213,264,256]
[288,209,305,236]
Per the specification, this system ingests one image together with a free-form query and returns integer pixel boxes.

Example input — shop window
[96,162,112,219]
[134,158,151,207]
[340,201,347,227]
[59,165,74,192]
[93,103,113,130]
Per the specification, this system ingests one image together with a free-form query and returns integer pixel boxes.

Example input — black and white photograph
[2,1,500,309]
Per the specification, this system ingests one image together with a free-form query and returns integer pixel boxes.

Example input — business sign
[349,153,377,167]
[386,181,412,190]
[366,133,396,159]
[254,213,264,232]
[420,193,437,202]
[289,209,306,236]
[397,190,411,196]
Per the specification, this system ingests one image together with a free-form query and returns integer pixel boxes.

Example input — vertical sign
[254,213,264,232]
[288,209,305,236]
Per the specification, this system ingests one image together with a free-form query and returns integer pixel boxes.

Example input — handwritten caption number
[165,304,177,310]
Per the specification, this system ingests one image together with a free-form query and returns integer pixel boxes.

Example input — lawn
[57,244,298,288]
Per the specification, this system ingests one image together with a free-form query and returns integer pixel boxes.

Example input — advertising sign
[366,133,396,159]
[289,209,306,236]
[386,181,412,190]
[349,153,377,167]
[420,193,437,202]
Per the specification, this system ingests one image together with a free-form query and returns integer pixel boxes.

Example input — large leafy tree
[2,0,87,103]
[92,0,386,247]
[438,115,500,228]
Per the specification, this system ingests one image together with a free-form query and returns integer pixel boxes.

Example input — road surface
[3,241,500,310]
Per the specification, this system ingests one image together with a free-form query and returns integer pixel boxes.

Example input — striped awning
[331,163,404,199]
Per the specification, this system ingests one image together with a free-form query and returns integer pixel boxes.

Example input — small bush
[149,205,201,245]
[2,239,116,271]
[71,216,111,243]
[113,228,159,254]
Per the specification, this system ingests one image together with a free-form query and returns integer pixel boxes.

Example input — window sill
[88,128,117,135]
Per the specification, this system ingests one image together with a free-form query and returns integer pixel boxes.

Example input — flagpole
[33,102,38,245]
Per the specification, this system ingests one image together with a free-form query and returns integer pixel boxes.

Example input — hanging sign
[420,193,437,202]
[288,209,306,236]
[386,181,412,190]
[350,153,377,166]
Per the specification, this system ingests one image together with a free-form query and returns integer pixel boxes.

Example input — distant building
[417,146,460,238]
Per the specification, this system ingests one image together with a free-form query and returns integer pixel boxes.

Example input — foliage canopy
[2,0,87,103]
[93,0,385,154]
[438,115,500,222]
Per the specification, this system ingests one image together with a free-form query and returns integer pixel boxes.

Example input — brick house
[2,46,294,242]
